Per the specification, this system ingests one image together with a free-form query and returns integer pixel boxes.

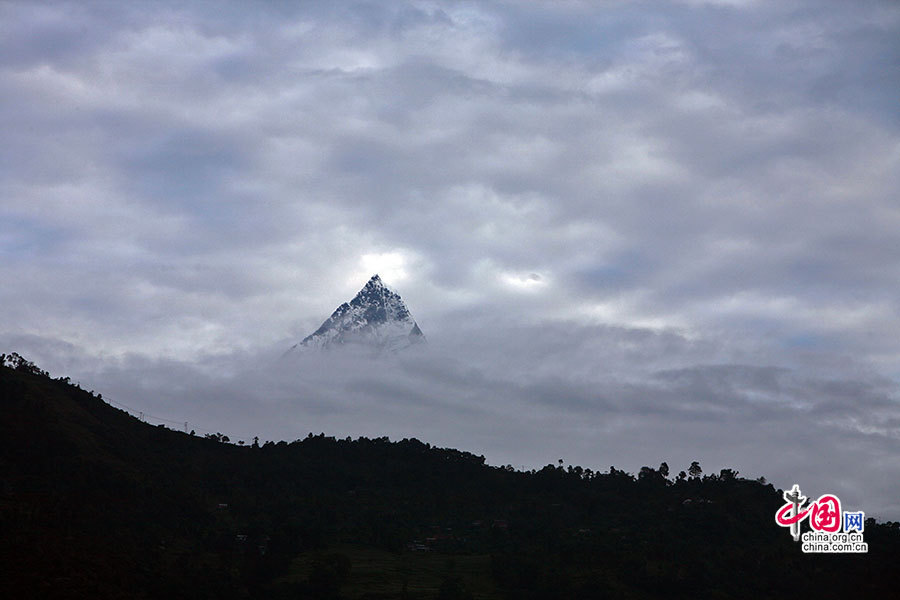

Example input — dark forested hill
[1,355,898,599]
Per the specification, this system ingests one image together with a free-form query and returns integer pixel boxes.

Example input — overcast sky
[2,0,899,518]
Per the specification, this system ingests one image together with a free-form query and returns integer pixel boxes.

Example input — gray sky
[2,0,899,518]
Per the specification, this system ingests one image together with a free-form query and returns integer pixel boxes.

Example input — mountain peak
[293,275,425,353]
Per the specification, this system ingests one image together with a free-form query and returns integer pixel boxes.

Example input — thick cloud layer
[2,1,898,518]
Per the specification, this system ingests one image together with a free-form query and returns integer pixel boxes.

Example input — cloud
[1,0,899,517]
[12,319,897,517]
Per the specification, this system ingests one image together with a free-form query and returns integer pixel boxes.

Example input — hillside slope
[1,358,897,599]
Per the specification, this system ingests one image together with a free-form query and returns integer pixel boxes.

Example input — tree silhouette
[688,461,702,479]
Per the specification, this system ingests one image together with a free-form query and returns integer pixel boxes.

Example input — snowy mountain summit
[292,274,425,353]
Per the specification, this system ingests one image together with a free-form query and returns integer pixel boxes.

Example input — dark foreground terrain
[1,354,898,599]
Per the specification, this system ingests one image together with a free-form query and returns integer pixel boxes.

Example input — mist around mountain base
[7,307,899,522]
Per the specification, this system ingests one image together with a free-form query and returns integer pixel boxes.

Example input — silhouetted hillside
[1,355,897,599]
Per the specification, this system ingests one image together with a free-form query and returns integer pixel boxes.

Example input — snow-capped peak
[291,275,425,353]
